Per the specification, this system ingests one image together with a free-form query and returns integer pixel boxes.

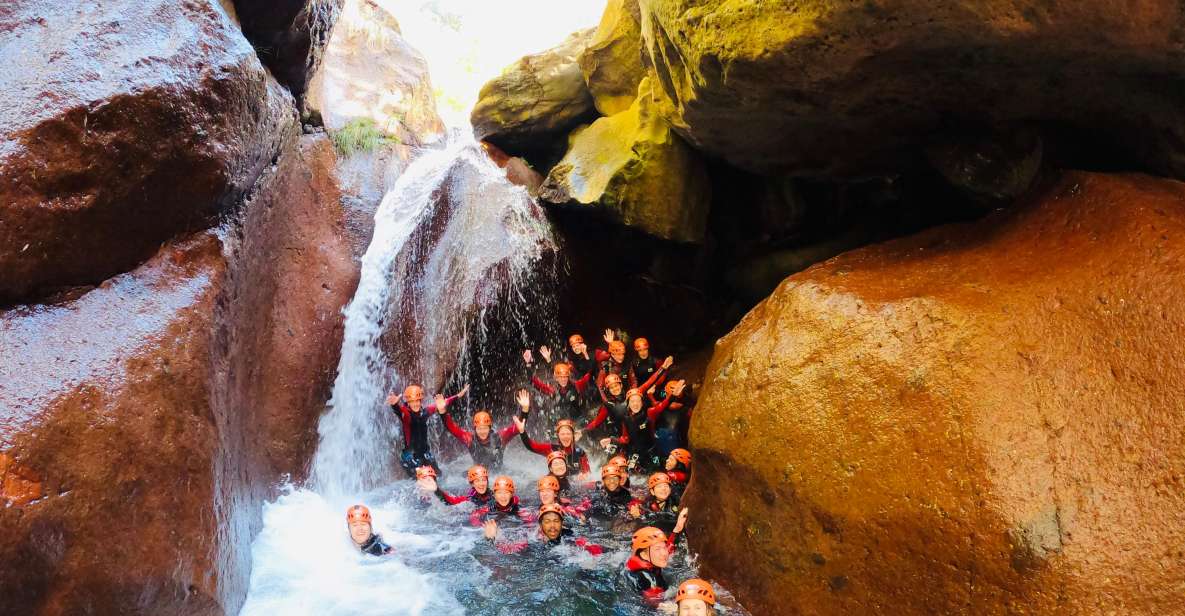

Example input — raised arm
[441,413,473,446]
[436,487,468,506]
[583,405,609,431]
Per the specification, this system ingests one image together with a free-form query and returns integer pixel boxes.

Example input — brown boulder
[0,133,356,616]
[232,0,343,104]
[640,0,1185,178]
[470,28,599,169]
[580,0,646,116]
[0,0,293,304]
[686,171,1185,615]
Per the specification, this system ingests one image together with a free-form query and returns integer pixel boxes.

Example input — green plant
[331,118,400,156]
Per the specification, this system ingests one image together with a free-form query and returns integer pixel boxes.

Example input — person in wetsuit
[627,337,668,391]
[524,348,592,421]
[599,384,683,473]
[664,448,692,498]
[630,472,682,533]
[650,379,691,460]
[437,464,494,507]
[585,372,629,446]
[346,505,393,556]
[624,509,690,605]
[483,504,605,555]
[536,475,586,520]
[513,391,591,475]
[386,383,469,477]
[469,475,532,527]
[441,405,516,471]
[563,333,598,384]
[586,463,634,520]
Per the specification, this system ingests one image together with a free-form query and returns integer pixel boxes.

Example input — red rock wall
[685,172,1185,615]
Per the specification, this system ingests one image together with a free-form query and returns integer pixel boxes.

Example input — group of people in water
[346,329,722,614]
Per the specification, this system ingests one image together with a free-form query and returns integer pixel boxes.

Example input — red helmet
[538,503,565,520]
[608,341,626,355]
[568,334,584,347]
[546,450,568,467]
[492,475,515,494]
[633,337,649,351]
[403,385,424,403]
[473,410,493,427]
[346,504,371,523]
[632,526,667,551]
[675,579,717,605]
[537,476,560,492]
[669,448,692,465]
[647,472,671,490]
[555,418,576,435]
[415,466,437,480]
[467,465,488,484]
[553,362,572,378]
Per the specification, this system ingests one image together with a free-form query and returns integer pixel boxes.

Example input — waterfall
[310,135,558,499]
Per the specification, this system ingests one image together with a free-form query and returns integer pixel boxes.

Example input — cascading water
[240,135,750,615]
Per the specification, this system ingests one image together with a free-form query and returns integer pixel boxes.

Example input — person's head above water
[346,505,373,546]
[608,340,626,363]
[633,337,650,359]
[467,465,489,492]
[546,450,568,477]
[553,362,571,387]
[403,384,425,410]
[415,466,437,491]
[537,475,560,505]
[538,503,565,541]
[648,472,672,501]
[627,388,644,413]
[605,373,623,396]
[473,410,493,440]
[666,448,691,471]
[676,578,718,616]
[568,333,586,355]
[601,464,623,492]
[492,475,515,506]
[555,419,576,447]
[632,526,671,568]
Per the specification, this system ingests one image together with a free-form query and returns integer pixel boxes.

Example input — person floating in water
[440,401,516,471]
[536,475,586,521]
[346,505,393,556]
[483,503,605,555]
[665,578,718,616]
[664,448,692,498]
[624,508,690,604]
[631,472,682,533]
[470,475,531,527]
[385,382,469,477]
[585,463,633,520]
[437,464,494,506]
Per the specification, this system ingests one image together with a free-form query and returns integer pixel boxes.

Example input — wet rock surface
[232,0,342,104]
[0,132,357,616]
[580,0,646,116]
[0,0,293,305]
[685,171,1185,615]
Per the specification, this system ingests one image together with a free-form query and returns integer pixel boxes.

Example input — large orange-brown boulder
[0,133,357,616]
[686,171,1185,615]
[0,0,293,304]
[639,0,1185,178]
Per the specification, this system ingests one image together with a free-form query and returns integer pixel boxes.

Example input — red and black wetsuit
[634,493,682,533]
[609,397,673,463]
[624,531,683,604]
[390,394,458,475]
[627,355,666,391]
[596,357,628,389]
[564,350,598,384]
[519,432,591,474]
[441,414,516,471]
[528,369,593,421]
[584,388,628,443]
[469,496,532,526]
[437,487,492,507]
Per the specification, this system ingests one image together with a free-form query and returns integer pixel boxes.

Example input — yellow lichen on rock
[580,0,647,116]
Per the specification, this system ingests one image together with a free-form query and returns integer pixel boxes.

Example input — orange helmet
[601,464,623,479]
[492,475,515,494]
[555,418,576,435]
[647,472,671,490]
[632,526,668,551]
[403,384,424,402]
[537,476,560,492]
[546,450,568,467]
[467,465,488,484]
[473,410,493,427]
[669,448,692,466]
[346,504,371,523]
[633,337,649,351]
[664,380,681,396]
[608,340,626,355]
[538,503,565,520]
[609,454,628,467]
[675,579,717,605]
[568,334,584,347]
[604,373,622,388]
[415,466,437,480]
[553,362,571,378]
[626,388,643,401]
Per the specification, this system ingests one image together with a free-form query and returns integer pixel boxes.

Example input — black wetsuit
[359,533,393,556]
[390,396,455,476]
[566,352,598,384]
[586,484,634,519]
[652,400,689,458]
[628,355,661,390]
